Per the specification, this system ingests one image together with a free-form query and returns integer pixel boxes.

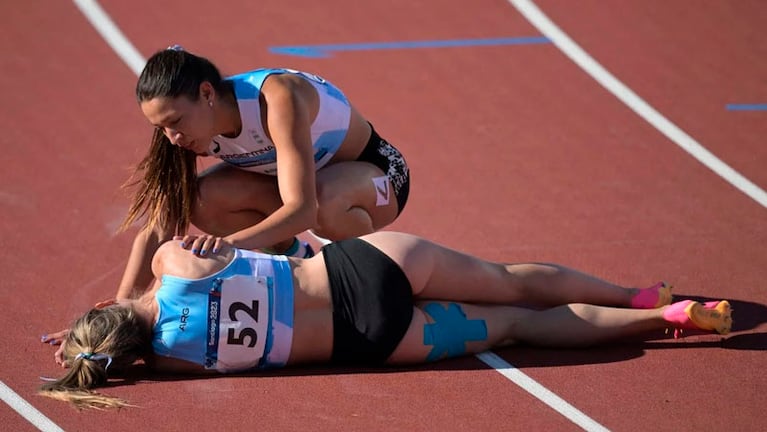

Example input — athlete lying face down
[40,231,732,409]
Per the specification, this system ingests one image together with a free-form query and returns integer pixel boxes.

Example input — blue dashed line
[270,36,551,58]
[726,104,767,111]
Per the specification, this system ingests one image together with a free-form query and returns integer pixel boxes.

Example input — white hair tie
[74,352,113,371]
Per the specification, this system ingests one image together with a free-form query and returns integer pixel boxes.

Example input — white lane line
[72,0,145,75]
[476,353,610,432]
[510,0,767,209]
[1,381,64,432]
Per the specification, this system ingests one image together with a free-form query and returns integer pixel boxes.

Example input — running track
[2,1,765,430]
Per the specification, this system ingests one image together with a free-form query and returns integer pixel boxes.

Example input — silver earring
[208,101,213,107]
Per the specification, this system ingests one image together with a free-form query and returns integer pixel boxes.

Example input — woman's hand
[173,234,228,256]
[41,329,70,367]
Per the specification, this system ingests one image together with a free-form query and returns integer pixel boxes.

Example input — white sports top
[209,68,351,175]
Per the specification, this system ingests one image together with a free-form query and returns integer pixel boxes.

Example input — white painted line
[1,381,64,432]
[476,352,610,432]
[509,0,767,209]
[72,0,145,75]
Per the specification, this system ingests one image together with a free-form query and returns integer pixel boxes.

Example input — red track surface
[2,1,765,431]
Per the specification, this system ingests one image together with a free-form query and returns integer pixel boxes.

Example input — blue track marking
[270,36,550,58]
[726,104,767,111]
[423,302,488,362]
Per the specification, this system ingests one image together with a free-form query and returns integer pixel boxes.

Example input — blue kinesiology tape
[423,302,488,362]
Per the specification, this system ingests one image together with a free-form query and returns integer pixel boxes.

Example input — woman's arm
[224,75,320,250]
[116,226,173,299]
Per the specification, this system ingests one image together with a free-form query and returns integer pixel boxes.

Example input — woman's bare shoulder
[151,240,187,276]
[151,240,235,279]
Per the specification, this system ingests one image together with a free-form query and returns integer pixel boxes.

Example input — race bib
[205,275,270,371]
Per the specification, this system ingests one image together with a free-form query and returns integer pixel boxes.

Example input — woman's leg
[507,303,666,346]
[313,161,399,239]
[192,163,294,251]
[387,300,729,365]
[360,231,649,308]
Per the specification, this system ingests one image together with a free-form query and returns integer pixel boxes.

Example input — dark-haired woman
[116,46,410,300]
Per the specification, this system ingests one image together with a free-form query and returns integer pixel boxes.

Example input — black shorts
[322,238,414,365]
[355,124,410,215]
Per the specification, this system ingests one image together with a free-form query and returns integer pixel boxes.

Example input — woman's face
[141,90,215,155]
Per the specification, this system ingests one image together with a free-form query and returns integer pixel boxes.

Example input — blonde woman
[41,231,731,409]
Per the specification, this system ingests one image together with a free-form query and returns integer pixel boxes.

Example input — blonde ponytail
[39,307,149,409]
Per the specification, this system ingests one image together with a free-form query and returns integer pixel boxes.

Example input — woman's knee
[192,173,235,225]
[192,167,281,232]
[313,207,370,239]
[198,166,280,208]
[506,263,563,289]
[312,182,368,238]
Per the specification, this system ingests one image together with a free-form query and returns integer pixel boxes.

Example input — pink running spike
[663,300,732,338]
[631,282,673,309]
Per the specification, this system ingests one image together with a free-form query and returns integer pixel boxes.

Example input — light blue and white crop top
[152,249,294,372]
[209,68,351,175]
